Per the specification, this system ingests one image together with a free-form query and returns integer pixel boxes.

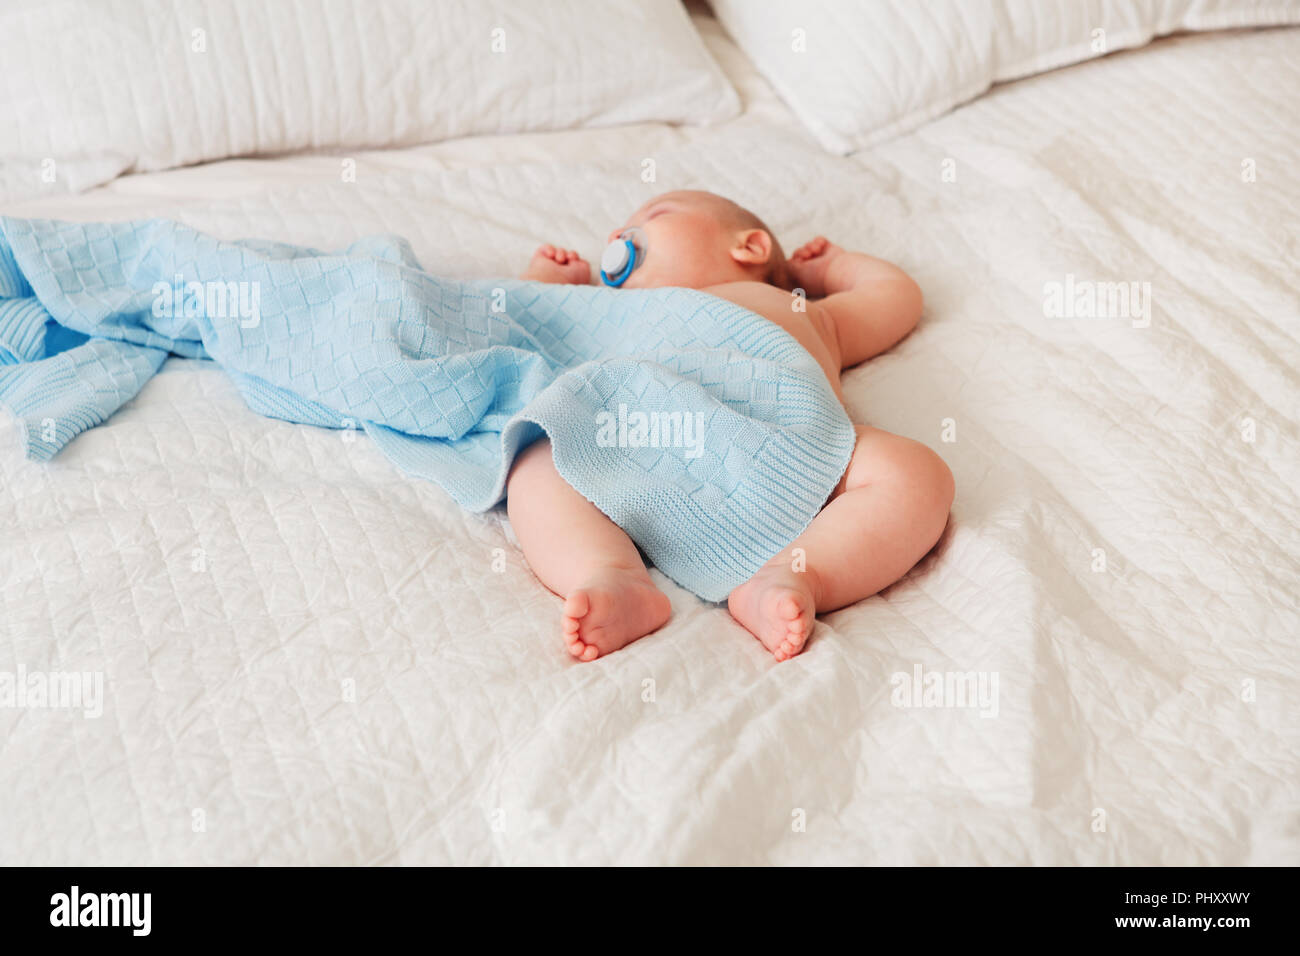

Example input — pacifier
[599,227,647,287]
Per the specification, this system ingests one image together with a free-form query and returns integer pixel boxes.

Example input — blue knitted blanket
[0,217,854,601]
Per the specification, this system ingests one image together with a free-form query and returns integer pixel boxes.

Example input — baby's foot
[728,564,818,662]
[562,567,671,661]
[524,244,591,285]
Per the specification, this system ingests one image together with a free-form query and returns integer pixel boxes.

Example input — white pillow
[709,0,1300,154]
[0,0,739,200]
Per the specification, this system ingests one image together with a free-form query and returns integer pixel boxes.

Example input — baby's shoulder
[702,280,828,341]
[702,281,842,387]
[703,280,801,325]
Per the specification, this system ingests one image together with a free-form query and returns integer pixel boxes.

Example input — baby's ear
[730,228,774,268]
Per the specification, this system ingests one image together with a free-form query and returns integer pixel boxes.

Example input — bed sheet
[1,14,1296,864]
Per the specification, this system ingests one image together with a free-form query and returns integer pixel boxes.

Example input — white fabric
[1,10,1297,864]
[708,0,1300,153]
[0,0,738,202]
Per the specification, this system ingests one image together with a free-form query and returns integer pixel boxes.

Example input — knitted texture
[0,217,855,600]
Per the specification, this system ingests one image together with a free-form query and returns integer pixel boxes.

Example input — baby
[510,190,953,662]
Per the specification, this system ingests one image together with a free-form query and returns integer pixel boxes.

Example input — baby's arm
[523,244,591,285]
[787,238,922,368]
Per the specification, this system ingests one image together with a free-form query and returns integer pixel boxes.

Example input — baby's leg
[729,425,954,661]
[506,437,670,660]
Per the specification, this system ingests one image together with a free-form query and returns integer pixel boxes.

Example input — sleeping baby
[511,190,953,662]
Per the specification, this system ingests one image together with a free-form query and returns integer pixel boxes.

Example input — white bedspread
[2,14,1296,864]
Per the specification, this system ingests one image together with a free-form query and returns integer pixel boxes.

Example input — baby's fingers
[791,237,824,260]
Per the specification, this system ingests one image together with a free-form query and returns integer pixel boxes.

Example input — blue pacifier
[600,228,646,287]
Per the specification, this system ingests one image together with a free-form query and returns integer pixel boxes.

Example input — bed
[1,3,1297,865]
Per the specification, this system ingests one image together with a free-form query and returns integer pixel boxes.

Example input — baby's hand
[786,236,845,298]
[524,244,591,285]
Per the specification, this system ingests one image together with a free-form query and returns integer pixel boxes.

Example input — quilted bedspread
[0,18,1296,864]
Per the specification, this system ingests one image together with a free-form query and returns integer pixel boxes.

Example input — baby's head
[605,190,788,291]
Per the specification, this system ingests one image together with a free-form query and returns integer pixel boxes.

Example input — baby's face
[608,191,754,290]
